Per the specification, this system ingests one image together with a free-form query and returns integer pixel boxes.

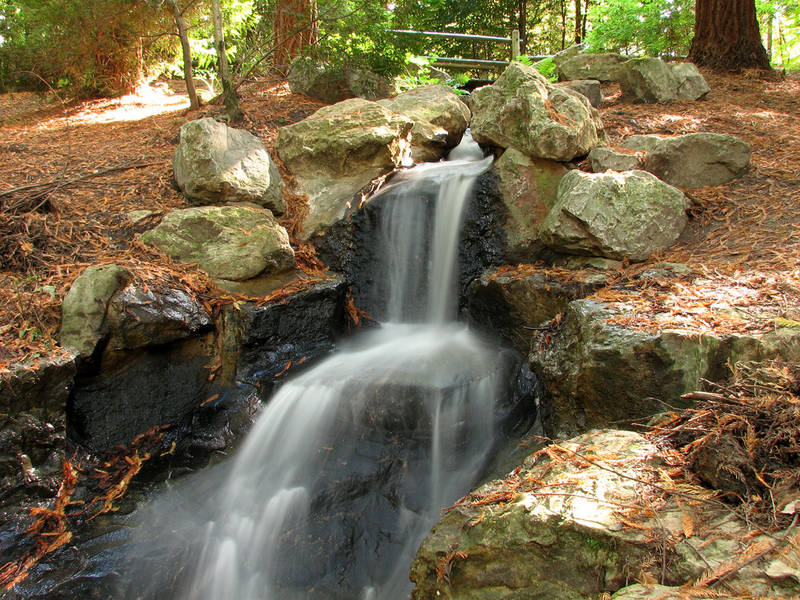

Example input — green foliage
[533,56,558,81]
[758,0,800,70]
[0,0,172,95]
[306,0,408,76]
[586,0,695,58]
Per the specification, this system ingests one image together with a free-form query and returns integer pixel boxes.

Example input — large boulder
[622,133,752,188]
[139,206,295,281]
[287,57,392,104]
[560,79,603,107]
[173,117,285,215]
[470,63,604,162]
[539,170,689,262]
[617,57,679,103]
[556,52,627,82]
[60,264,132,358]
[466,265,608,354]
[530,298,800,437]
[378,84,470,162]
[410,430,800,600]
[276,98,414,240]
[670,62,710,100]
[493,148,568,261]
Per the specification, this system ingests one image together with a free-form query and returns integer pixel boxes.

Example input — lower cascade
[126,134,529,599]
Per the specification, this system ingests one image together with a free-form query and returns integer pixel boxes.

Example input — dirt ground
[0,70,799,367]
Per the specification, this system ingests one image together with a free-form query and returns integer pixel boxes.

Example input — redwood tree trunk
[272,0,318,69]
[689,0,770,70]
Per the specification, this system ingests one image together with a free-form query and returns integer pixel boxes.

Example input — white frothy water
[133,133,500,600]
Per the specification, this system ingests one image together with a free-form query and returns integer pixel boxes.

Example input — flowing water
[127,134,518,600]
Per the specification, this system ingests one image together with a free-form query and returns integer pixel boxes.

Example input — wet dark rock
[0,353,76,508]
[105,283,212,352]
[68,335,217,452]
[314,171,506,320]
[467,266,609,354]
[222,276,348,389]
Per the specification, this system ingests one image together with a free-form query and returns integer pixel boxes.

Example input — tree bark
[574,0,582,44]
[211,0,242,122]
[689,0,770,70]
[272,0,318,70]
[517,0,527,54]
[167,0,199,110]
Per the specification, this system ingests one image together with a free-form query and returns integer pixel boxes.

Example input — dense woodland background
[0,0,798,101]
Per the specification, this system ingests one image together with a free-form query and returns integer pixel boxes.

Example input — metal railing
[389,29,530,69]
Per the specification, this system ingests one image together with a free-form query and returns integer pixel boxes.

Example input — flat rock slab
[173,117,285,214]
[139,205,295,281]
[540,170,688,262]
[470,62,604,162]
[410,429,800,599]
[556,52,626,82]
[622,132,752,188]
[530,298,800,437]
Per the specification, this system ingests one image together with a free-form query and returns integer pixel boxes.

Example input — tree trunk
[574,0,582,44]
[689,0,770,70]
[560,0,566,50]
[272,0,318,70]
[167,0,199,110]
[517,0,527,54]
[211,0,242,122]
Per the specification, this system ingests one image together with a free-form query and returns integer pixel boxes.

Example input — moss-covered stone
[60,264,131,357]
[470,63,604,162]
[139,206,294,281]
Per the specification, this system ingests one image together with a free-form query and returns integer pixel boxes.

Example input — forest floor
[0,70,799,365]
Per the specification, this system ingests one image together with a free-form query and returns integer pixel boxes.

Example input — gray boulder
[622,132,752,188]
[540,170,689,262]
[139,206,295,281]
[560,79,603,107]
[531,298,800,437]
[60,264,131,357]
[493,148,568,261]
[670,62,710,100]
[173,117,285,215]
[556,52,627,82]
[277,98,414,239]
[471,63,604,162]
[617,57,679,103]
[588,146,644,172]
[378,84,470,162]
[288,57,392,104]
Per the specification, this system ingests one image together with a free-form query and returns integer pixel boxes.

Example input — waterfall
[127,134,511,600]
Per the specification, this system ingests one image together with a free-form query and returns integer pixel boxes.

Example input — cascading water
[127,133,520,600]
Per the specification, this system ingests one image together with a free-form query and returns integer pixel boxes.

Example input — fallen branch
[0,162,163,202]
